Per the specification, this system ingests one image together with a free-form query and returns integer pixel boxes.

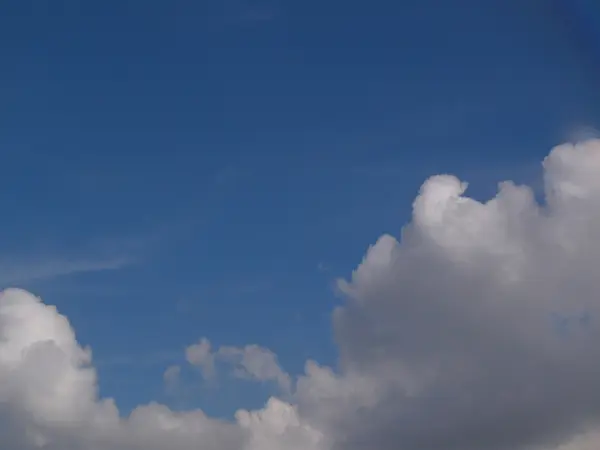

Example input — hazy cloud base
[3,140,600,449]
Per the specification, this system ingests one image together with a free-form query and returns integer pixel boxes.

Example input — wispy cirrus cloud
[0,230,158,288]
[0,220,196,289]
[0,254,134,287]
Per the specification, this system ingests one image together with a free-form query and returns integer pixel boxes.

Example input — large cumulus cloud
[4,140,600,449]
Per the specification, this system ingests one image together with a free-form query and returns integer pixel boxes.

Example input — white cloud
[185,337,216,379]
[217,343,291,394]
[4,140,600,449]
[219,344,291,394]
[183,339,292,394]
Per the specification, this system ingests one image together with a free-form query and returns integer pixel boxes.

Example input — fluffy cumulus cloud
[177,338,292,393]
[4,140,600,449]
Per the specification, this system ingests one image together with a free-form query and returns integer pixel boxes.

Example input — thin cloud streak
[0,255,134,287]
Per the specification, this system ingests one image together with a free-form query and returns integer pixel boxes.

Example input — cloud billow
[3,140,600,449]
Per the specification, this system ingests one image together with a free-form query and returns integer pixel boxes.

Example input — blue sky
[1,0,600,418]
